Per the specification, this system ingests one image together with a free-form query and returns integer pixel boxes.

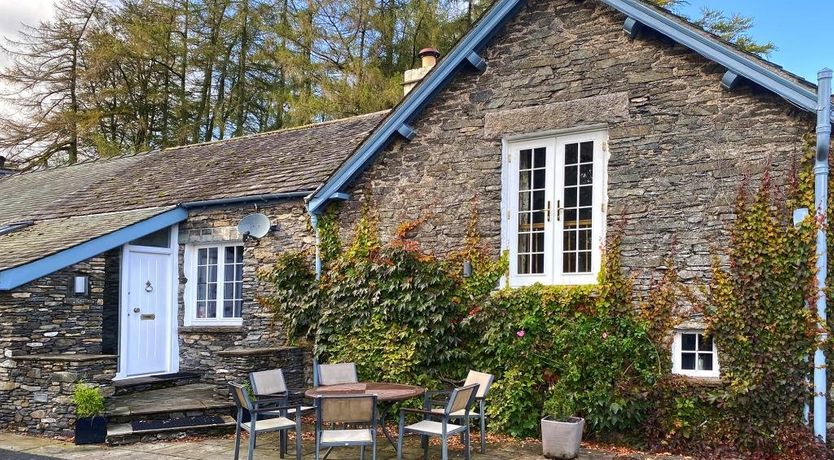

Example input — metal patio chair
[428,370,495,453]
[315,361,359,386]
[396,383,479,460]
[249,369,314,450]
[315,394,378,460]
[229,383,302,460]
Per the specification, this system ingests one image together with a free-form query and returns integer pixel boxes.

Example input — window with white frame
[185,244,244,325]
[672,331,720,378]
[503,130,607,286]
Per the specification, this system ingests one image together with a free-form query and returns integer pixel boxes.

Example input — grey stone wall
[176,200,314,387]
[101,249,120,355]
[0,355,116,437]
[0,258,106,357]
[333,0,814,290]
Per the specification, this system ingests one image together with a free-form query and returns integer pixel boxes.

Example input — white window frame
[183,242,244,326]
[501,128,608,287]
[672,330,720,378]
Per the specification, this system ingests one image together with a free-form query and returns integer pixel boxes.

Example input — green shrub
[72,383,105,418]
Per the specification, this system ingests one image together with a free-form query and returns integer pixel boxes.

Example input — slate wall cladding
[0,259,106,357]
[176,200,314,387]
[0,355,116,437]
[333,0,815,290]
[0,258,114,435]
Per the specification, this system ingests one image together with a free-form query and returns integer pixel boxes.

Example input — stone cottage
[0,0,830,443]
[0,112,385,438]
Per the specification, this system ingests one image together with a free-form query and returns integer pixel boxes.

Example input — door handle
[140,314,156,320]
[546,201,551,222]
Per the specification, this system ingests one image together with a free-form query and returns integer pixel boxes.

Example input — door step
[114,370,202,395]
[106,414,236,445]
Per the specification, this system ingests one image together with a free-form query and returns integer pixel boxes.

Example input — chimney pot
[419,48,440,69]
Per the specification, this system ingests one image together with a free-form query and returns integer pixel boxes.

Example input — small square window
[673,331,719,378]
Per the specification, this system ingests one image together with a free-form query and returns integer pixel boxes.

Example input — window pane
[532,254,544,274]
[533,168,546,189]
[207,248,218,265]
[519,169,531,190]
[520,149,532,170]
[224,282,235,300]
[196,301,207,319]
[518,233,530,253]
[236,247,244,263]
[682,334,697,351]
[519,192,531,212]
[532,232,544,252]
[563,253,576,273]
[518,254,530,274]
[223,300,234,318]
[565,166,577,186]
[565,143,578,165]
[579,186,593,207]
[563,230,576,251]
[208,283,217,301]
[208,265,217,283]
[206,300,216,318]
[698,353,713,371]
[198,248,208,265]
[579,229,592,250]
[533,190,545,212]
[225,246,236,263]
[579,141,593,163]
[699,335,713,351]
[682,353,696,370]
[579,164,593,185]
[565,187,577,208]
[577,251,591,273]
[130,228,170,248]
[564,209,577,227]
[578,209,592,229]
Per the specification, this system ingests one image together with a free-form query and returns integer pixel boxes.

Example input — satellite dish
[238,213,271,239]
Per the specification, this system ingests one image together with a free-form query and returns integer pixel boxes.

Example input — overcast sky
[0,1,55,68]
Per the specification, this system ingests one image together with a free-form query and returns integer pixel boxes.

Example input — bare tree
[0,0,102,167]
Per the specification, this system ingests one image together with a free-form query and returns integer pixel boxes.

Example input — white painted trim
[671,330,720,378]
[183,241,245,327]
[116,225,179,379]
[501,129,608,288]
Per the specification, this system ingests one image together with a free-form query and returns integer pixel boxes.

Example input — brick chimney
[403,48,440,96]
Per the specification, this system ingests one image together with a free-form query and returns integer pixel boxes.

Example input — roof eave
[0,207,188,291]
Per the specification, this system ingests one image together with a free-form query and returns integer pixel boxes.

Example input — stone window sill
[179,326,244,334]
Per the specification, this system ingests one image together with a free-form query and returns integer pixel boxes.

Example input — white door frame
[116,225,180,379]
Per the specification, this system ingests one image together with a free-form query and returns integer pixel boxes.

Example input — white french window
[504,130,607,287]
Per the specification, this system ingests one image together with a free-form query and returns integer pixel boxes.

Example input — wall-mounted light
[463,260,473,278]
[73,275,89,296]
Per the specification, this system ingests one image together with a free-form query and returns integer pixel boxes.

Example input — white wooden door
[124,250,171,376]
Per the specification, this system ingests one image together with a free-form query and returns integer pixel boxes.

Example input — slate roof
[0,111,386,283]
[0,207,174,270]
[0,110,387,225]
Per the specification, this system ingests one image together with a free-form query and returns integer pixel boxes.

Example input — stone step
[113,370,202,396]
[106,383,235,425]
[106,414,237,445]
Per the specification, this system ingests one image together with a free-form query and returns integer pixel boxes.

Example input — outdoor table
[305,382,425,450]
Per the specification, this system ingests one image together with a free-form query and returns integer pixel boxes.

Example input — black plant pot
[74,416,107,445]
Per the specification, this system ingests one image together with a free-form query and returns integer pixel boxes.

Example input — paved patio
[0,431,687,460]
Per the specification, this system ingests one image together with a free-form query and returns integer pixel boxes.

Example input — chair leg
[441,435,448,460]
[361,445,366,460]
[233,423,242,460]
[279,430,286,459]
[464,428,471,460]
[480,414,486,454]
[247,429,256,460]
[296,427,302,460]
[315,436,320,460]
[397,424,405,460]
[372,437,377,460]
[421,434,428,460]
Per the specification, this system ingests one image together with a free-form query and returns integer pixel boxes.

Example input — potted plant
[540,397,584,459]
[72,382,107,445]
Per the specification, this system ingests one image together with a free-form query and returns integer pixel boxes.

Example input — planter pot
[74,416,108,445]
[541,416,584,459]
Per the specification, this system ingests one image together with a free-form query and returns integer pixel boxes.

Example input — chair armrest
[424,389,453,397]
[250,404,302,416]
[400,407,438,417]
[439,376,464,387]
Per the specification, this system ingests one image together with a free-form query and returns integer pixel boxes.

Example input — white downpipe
[814,68,832,443]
